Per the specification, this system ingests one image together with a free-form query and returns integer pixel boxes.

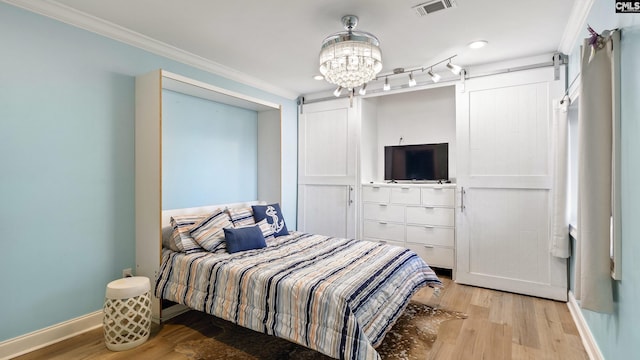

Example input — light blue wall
[0,3,297,342]
[567,1,640,358]
[162,90,258,209]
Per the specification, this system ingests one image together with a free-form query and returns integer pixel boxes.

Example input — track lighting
[408,72,416,87]
[340,54,462,95]
[359,83,367,95]
[427,68,441,83]
[447,60,462,75]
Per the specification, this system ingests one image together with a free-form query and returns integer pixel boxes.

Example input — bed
[155,205,441,360]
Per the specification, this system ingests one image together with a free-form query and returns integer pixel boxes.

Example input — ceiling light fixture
[468,40,488,49]
[333,86,343,97]
[359,83,367,95]
[408,72,417,87]
[383,77,390,91]
[447,59,462,75]
[319,15,383,90]
[427,68,441,83]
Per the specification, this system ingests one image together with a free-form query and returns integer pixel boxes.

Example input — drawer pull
[378,221,387,225]
[372,186,380,189]
[423,245,435,249]
[423,225,435,229]
[379,240,387,244]
[379,203,388,207]
[401,187,410,190]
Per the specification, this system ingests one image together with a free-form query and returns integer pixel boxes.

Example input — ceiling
[42,0,576,98]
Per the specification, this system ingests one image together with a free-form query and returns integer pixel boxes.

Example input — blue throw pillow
[224,225,266,254]
[252,203,289,237]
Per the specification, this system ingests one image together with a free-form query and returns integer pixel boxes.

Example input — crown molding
[2,0,299,100]
[558,0,595,54]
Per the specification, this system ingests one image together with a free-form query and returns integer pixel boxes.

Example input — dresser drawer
[421,188,455,207]
[406,225,454,247]
[406,243,454,269]
[363,220,404,241]
[363,203,404,222]
[406,206,454,227]
[362,185,391,203]
[365,238,404,248]
[390,187,421,205]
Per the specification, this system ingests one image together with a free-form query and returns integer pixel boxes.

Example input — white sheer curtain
[551,100,570,258]
[575,32,615,314]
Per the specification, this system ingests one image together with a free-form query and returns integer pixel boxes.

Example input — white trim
[2,0,298,100]
[162,70,280,111]
[558,0,595,54]
[0,310,102,360]
[567,291,604,360]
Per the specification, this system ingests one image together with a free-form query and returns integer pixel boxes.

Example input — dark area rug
[171,302,467,360]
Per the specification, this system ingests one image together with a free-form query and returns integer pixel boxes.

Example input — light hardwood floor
[15,275,588,360]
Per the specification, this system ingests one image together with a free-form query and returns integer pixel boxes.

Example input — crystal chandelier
[319,15,383,90]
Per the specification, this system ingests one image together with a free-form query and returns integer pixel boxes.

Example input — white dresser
[361,183,456,270]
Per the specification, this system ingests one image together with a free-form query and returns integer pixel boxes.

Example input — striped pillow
[237,218,275,243]
[190,209,234,252]
[169,214,208,253]
[226,206,256,227]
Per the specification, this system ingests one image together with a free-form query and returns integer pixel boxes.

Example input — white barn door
[298,99,358,238]
[456,67,567,301]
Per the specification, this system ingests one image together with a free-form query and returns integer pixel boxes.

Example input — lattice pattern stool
[103,276,151,351]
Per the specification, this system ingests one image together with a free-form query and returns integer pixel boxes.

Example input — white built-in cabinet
[362,183,456,269]
[135,69,282,322]
[297,94,457,270]
[300,63,567,301]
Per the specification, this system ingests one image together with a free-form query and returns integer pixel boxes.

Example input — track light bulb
[408,73,416,87]
[447,61,462,75]
[383,77,390,91]
[333,86,343,97]
[428,69,441,83]
[359,83,367,95]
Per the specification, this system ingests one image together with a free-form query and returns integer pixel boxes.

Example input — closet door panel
[302,108,350,177]
[298,185,350,238]
[456,66,567,301]
[298,99,358,238]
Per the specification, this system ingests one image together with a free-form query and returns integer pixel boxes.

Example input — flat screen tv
[384,143,448,181]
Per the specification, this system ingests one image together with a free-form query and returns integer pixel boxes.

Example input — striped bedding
[155,232,441,360]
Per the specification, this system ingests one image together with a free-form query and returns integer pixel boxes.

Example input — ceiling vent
[413,0,457,16]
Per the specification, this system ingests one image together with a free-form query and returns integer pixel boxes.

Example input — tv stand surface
[373,180,455,186]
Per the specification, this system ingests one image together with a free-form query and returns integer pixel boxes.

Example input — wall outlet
[122,268,133,278]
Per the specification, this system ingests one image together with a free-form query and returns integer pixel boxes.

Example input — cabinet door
[456,67,567,301]
[298,99,358,238]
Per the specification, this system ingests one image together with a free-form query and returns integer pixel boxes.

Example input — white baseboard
[0,311,103,360]
[567,291,604,360]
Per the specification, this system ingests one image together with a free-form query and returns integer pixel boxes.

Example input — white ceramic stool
[103,276,151,351]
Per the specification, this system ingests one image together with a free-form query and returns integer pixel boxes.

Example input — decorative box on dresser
[361,183,456,271]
